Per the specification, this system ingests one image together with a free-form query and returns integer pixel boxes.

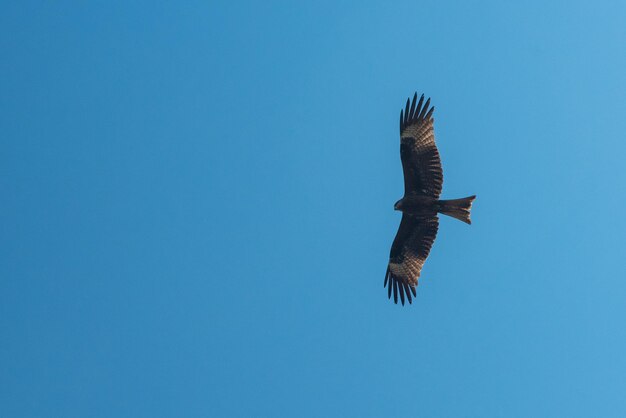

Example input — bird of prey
[384,93,475,305]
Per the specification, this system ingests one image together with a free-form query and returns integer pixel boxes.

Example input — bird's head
[394,199,404,211]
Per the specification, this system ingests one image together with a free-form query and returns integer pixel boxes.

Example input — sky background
[2,1,626,417]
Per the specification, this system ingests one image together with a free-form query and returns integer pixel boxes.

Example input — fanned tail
[438,195,476,224]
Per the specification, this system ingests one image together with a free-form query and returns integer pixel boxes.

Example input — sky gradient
[2,1,626,417]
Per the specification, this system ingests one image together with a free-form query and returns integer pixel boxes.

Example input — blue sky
[2,1,626,417]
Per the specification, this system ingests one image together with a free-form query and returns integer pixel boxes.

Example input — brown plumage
[385,93,475,305]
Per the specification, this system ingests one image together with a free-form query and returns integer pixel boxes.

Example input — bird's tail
[438,195,476,224]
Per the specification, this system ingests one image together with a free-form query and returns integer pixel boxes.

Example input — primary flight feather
[384,93,475,305]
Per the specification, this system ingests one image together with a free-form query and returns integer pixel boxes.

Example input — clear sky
[2,1,626,417]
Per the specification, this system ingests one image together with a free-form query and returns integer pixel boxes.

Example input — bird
[384,93,475,305]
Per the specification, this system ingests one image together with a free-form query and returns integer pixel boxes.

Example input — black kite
[384,93,475,305]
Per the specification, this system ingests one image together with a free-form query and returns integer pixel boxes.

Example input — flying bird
[384,93,475,305]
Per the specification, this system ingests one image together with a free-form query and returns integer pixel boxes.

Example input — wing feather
[403,283,412,304]
[404,98,410,124]
[409,92,417,120]
[393,279,398,304]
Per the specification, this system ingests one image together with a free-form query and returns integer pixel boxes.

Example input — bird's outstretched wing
[399,93,443,198]
[385,214,439,305]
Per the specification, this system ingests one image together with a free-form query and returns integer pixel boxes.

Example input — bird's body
[385,93,475,305]
[394,195,437,215]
